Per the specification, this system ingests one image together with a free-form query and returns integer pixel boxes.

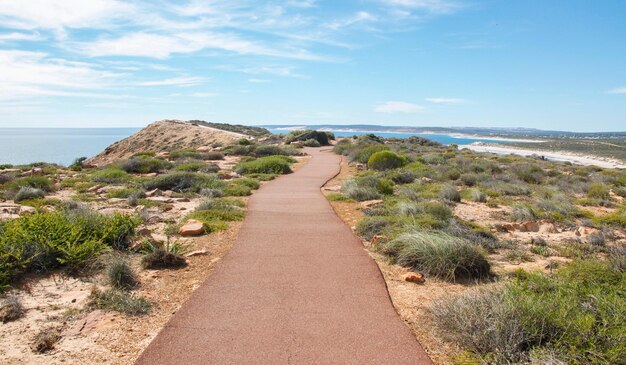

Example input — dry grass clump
[89,289,151,316]
[108,259,138,290]
[141,240,187,269]
[31,328,61,353]
[0,295,23,323]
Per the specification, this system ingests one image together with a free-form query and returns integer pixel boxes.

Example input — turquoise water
[0,128,139,166]
[268,129,506,145]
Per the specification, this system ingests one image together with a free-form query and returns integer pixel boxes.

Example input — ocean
[0,127,505,166]
[267,129,510,145]
[0,128,140,166]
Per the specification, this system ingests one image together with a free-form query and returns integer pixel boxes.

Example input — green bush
[141,240,187,269]
[350,144,389,164]
[341,179,381,201]
[587,182,611,199]
[367,151,406,170]
[376,178,394,195]
[381,230,490,281]
[7,176,53,192]
[439,185,461,203]
[234,178,260,190]
[143,172,224,192]
[0,211,139,289]
[303,139,321,147]
[14,186,45,202]
[356,216,394,240]
[118,158,170,174]
[91,169,131,184]
[235,156,293,175]
[174,161,219,173]
[222,184,252,196]
[432,259,626,364]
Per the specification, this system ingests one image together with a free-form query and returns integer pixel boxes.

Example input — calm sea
[0,128,139,166]
[0,127,505,166]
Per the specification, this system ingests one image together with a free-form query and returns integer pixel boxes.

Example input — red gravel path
[136,148,432,364]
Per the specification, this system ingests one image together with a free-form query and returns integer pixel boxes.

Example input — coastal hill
[88,120,269,166]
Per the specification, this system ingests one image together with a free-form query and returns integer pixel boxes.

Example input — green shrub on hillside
[91,169,131,184]
[381,230,490,281]
[143,172,223,192]
[235,156,294,175]
[367,151,407,171]
[118,158,171,174]
[0,210,139,290]
[14,186,45,202]
[351,144,389,164]
[432,259,626,364]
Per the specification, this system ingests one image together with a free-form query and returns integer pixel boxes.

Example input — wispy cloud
[248,78,271,83]
[607,87,626,94]
[425,97,468,104]
[0,31,43,42]
[136,76,204,87]
[381,0,462,14]
[374,101,425,113]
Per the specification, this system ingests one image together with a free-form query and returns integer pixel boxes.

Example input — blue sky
[0,0,625,131]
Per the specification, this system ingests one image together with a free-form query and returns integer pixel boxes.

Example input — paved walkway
[137,148,432,365]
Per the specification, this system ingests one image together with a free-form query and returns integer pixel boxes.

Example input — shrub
[31,328,61,353]
[367,151,407,171]
[235,156,293,175]
[8,176,53,192]
[89,289,151,316]
[143,172,223,193]
[199,187,224,198]
[468,189,487,202]
[119,158,170,174]
[284,130,330,146]
[587,183,611,199]
[222,184,252,196]
[511,204,537,222]
[234,178,260,190]
[303,139,321,147]
[356,216,394,240]
[238,138,252,145]
[108,259,138,290]
[376,178,394,195]
[69,157,87,171]
[350,144,389,164]
[511,163,544,184]
[0,211,139,289]
[205,151,224,160]
[381,230,490,281]
[141,240,187,269]
[460,173,478,186]
[439,185,461,203]
[0,296,23,323]
[14,186,45,202]
[91,169,131,184]
[341,180,381,201]
[391,171,416,184]
[174,161,219,173]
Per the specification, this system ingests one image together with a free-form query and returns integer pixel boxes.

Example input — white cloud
[382,0,461,13]
[0,0,135,35]
[189,92,219,97]
[607,87,626,94]
[0,31,43,42]
[425,97,468,104]
[75,31,325,60]
[248,78,271,83]
[374,101,425,113]
[326,11,377,30]
[136,76,204,87]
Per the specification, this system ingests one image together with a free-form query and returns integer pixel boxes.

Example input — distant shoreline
[462,143,626,169]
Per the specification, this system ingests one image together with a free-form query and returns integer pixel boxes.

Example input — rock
[179,220,205,236]
[575,226,598,237]
[41,205,56,213]
[197,146,211,152]
[107,198,126,204]
[136,227,152,237]
[323,185,341,192]
[518,221,540,232]
[86,185,103,193]
[356,163,366,171]
[403,272,425,284]
[79,310,117,335]
[218,171,233,180]
[150,233,168,243]
[360,199,384,208]
[21,167,43,177]
[145,188,163,197]
[82,162,97,169]
[539,222,558,234]
[144,172,158,178]
[156,151,170,159]
[421,177,433,183]
[163,190,174,197]
[185,249,210,257]
[19,206,36,215]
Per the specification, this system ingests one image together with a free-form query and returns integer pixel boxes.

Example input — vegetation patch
[89,289,151,316]
[235,156,294,175]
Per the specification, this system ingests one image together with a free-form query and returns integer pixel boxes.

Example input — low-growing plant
[587,182,611,199]
[108,259,138,291]
[31,328,61,353]
[0,295,23,323]
[367,151,407,171]
[91,169,131,184]
[14,186,45,202]
[303,139,321,147]
[439,184,461,203]
[341,179,381,201]
[325,193,353,202]
[381,230,490,281]
[468,188,487,202]
[143,172,224,193]
[235,156,294,175]
[141,239,187,269]
[119,158,170,174]
[89,289,151,316]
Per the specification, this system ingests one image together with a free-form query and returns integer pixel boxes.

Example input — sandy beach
[461,143,626,169]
